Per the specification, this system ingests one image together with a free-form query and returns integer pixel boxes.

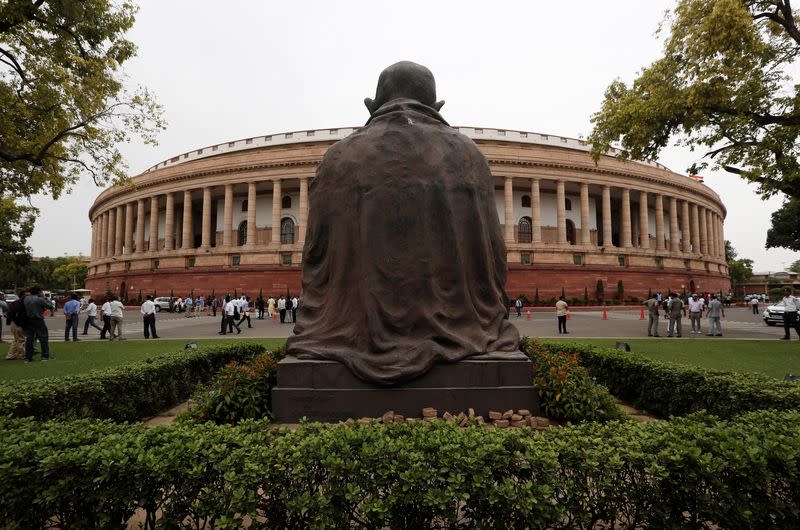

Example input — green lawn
[0,338,285,382]
[543,338,800,379]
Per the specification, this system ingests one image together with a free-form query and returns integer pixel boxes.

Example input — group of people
[215,294,299,335]
[1,287,67,362]
[643,292,726,337]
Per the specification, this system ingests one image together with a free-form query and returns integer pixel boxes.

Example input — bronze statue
[286,61,520,385]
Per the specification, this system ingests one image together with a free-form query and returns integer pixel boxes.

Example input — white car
[763,301,786,326]
[153,297,176,312]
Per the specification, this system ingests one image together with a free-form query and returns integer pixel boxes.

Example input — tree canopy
[765,197,800,250]
[724,240,754,293]
[589,0,800,199]
[0,0,164,199]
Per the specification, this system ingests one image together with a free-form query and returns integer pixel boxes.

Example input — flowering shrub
[522,337,626,423]
[186,349,283,424]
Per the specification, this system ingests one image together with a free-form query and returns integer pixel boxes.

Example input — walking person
[267,295,276,318]
[780,287,800,340]
[63,293,81,341]
[219,295,241,335]
[0,292,7,343]
[706,294,725,336]
[643,294,660,337]
[99,297,112,339]
[4,290,28,360]
[107,295,125,341]
[237,296,252,329]
[23,287,55,362]
[211,296,218,317]
[687,293,704,334]
[81,298,103,335]
[667,293,684,338]
[184,295,193,317]
[291,295,298,323]
[750,296,760,315]
[141,295,159,339]
[555,295,569,334]
[514,297,523,318]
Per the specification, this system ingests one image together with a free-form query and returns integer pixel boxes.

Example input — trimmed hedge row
[0,342,265,421]
[1,410,798,528]
[536,341,800,418]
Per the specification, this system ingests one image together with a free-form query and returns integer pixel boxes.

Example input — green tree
[51,257,88,290]
[766,198,800,251]
[0,196,36,285]
[789,259,800,273]
[729,258,754,294]
[596,279,605,299]
[0,1,164,257]
[616,280,624,300]
[590,0,800,199]
[725,239,737,261]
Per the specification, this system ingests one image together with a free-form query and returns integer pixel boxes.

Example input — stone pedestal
[272,352,538,423]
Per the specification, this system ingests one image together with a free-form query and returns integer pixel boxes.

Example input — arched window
[518,217,532,243]
[280,217,295,244]
[282,195,292,209]
[566,219,576,245]
[565,198,572,211]
[241,200,248,212]
[237,220,247,246]
[521,195,531,208]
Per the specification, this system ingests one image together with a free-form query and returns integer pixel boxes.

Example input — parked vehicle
[763,300,787,326]
[3,293,18,303]
[153,297,177,312]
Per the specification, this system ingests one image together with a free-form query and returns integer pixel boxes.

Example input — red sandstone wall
[86,265,731,301]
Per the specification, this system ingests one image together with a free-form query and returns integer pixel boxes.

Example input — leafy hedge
[536,341,800,419]
[522,338,627,423]
[1,410,798,528]
[0,342,265,421]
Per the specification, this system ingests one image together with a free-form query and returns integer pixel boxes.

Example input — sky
[26,0,800,272]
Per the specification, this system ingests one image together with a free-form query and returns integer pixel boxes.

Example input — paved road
[2,306,789,342]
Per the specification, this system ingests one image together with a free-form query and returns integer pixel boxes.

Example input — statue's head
[365,61,445,114]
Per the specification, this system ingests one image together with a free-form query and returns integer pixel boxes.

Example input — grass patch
[543,338,800,379]
[0,339,286,382]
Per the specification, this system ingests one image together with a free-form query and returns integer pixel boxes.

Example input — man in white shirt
[750,296,760,315]
[781,287,800,340]
[81,298,103,335]
[107,296,125,341]
[687,293,705,334]
[277,296,287,323]
[219,295,241,335]
[184,296,193,317]
[100,298,112,339]
[140,294,159,339]
[291,296,299,323]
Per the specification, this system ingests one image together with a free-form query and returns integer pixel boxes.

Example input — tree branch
[0,46,27,82]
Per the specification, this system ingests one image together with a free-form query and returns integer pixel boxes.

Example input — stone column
[246,182,257,247]
[201,187,212,249]
[621,188,632,248]
[531,178,542,243]
[90,219,95,258]
[504,176,514,243]
[655,194,665,251]
[299,177,309,244]
[638,191,649,249]
[164,192,175,251]
[669,197,680,252]
[718,215,725,257]
[601,185,613,247]
[580,182,591,245]
[556,180,567,244]
[135,199,145,254]
[182,190,193,249]
[149,196,159,253]
[114,206,124,256]
[106,208,116,257]
[223,184,233,247]
[681,201,691,253]
[707,210,716,257]
[124,202,134,255]
[699,206,708,255]
[271,179,282,245]
[98,214,106,258]
[690,203,701,254]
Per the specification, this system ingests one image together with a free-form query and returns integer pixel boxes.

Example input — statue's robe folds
[286,99,520,385]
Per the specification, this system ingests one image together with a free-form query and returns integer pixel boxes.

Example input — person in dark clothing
[23,287,55,362]
[99,298,112,339]
[256,297,265,320]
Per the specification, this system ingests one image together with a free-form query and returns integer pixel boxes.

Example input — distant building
[741,271,800,296]
[86,127,730,300]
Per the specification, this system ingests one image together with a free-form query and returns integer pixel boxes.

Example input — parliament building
[86,127,730,300]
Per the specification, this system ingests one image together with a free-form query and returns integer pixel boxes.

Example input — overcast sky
[27,0,799,272]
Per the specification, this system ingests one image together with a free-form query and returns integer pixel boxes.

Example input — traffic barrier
[526,310,531,321]
[639,306,645,320]
[602,306,608,320]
